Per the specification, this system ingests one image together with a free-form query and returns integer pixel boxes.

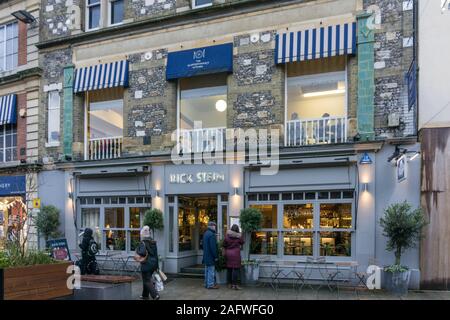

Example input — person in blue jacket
[202,221,219,289]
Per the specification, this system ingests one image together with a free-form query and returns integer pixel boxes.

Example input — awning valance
[275,21,356,64]
[166,43,233,80]
[0,94,17,125]
[74,60,129,93]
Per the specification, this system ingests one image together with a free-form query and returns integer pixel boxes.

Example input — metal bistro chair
[268,261,286,292]
[316,257,340,292]
[300,257,317,291]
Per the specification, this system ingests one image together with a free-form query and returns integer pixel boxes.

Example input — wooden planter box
[0,262,73,300]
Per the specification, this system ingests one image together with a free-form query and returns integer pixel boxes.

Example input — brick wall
[18,21,27,66]
[16,93,27,162]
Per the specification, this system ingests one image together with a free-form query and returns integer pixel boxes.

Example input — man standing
[202,221,219,289]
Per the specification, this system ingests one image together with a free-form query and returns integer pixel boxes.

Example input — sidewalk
[131,278,450,300]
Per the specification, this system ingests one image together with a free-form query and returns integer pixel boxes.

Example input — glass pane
[104,207,125,228]
[180,74,227,130]
[247,194,257,201]
[89,98,123,139]
[250,204,277,229]
[104,230,126,251]
[169,206,174,253]
[283,204,314,229]
[320,231,351,257]
[343,191,354,199]
[136,197,143,204]
[168,196,174,203]
[178,206,195,252]
[250,232,278,255]
[221,205,227,239]
[81,208,100,228]
[282,193,292,201]
[48,108,60,143]
[111,0,124,25]
[198,203,217,250]
[89,5,101,29]
[305,192,316,200]
[5,149,11,162]
[119,197,126,204]
[195,0,212,6]
[293,192,304,200]
[220,194,228,202]
[130,231,140,251]
[283,232,313,256]
[318,192,329,199]
[330,191,341,199]
[320,203,352,229]
[130,207,147,229]
[269,193,279,201]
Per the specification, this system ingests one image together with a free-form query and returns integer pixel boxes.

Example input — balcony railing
[177,127,226,154]
[285,116,347,147]
[87,136,123,160]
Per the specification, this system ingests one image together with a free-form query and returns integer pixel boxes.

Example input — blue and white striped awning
[0,94,17,125]
[275,22,357,64]
[74,60,129,93]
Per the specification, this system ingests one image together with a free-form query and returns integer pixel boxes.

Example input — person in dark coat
[136,226,160,300]
[202,221,219,289]
[78,228,99,275]
[223,224,245,290]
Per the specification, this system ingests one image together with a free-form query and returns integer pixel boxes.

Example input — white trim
[85,0,102,32]
[191,0,213,9]
[45,142,60,148]
[107,0,124,27]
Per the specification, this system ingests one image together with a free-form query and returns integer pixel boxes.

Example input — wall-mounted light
[154,189,160,198]
[360,152,373,165]
[362,183,369,193]
[233,187,239,196]
[11,10,36,24]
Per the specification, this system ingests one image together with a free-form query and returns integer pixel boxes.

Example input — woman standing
[223,224,245,290]
[136,226,160,300]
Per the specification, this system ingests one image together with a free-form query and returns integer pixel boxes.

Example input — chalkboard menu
[47,238,71,261]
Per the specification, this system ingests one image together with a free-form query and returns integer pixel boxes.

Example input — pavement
[131,277,450,300]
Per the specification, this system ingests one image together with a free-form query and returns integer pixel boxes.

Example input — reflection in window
[250,204,277,229]
[251,232,277,255]
[88,88,123,139]
[320,203,352,229]
[283,232,313,256]
[104,208,125,228]
[283,204,313,229]
[130,207,147,229]
[320,231,351,257]
[180,74,227,130]
[104,230,125,251]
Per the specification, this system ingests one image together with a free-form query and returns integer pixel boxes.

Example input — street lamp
[11,10,36,24]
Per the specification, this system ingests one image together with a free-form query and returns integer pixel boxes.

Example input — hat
[140,226,151,239]
[208,221,217,227]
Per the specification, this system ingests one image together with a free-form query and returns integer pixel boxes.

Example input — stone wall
[41,0,82,41]
[364,0,415,138]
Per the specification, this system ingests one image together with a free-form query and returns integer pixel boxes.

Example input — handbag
[133,242,148,263]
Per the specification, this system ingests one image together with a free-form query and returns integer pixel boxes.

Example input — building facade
[0,0,41,250]
[36,0,421,286]
[418,0,450,290]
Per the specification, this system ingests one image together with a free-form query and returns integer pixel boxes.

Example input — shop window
[105,207,124,228]
[283,232,313,256]
[250,232,278,255]
[47,91,60,146]
[109,0,124,26]
[81,208,101,249]
[192,0,213,9]
[293,192,304,200]
[343,191,354,199]
[179,73,227,130]
[283,204,314,229]
[320,231,351,257]
[86,0,101,30]
[250,204,277,229]
[0,124,17,163]
[282,193,292,201]
[247,194,257,202]
[0,22,18,72]
[87,88,123,140]
[129,207,146,229]
[269,193,280,201]
[305,192,316,200]
[178,206,195,252]
[168,206,174,253]
[221,205,228,239]
[105,230,125,251]
[130,230,140,251]
[320,203,352,229]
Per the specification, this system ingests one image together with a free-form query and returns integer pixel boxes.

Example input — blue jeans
[204,265,216,288]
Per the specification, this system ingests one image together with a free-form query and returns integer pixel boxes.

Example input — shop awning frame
[0,94,17,126]
[73,60,129,93]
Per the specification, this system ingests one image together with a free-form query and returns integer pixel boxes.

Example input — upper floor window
[109,0,124,26]
[87,0,101,30]
[192,0,213,9]
[0,22,18,73]
[47,91,61,146]
[0,124,17,163]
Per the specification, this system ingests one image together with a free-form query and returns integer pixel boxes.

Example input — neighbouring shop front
[0,175,26,248]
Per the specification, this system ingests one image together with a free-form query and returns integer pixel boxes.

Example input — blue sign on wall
[0,176,26,196]
[166,43,233,80]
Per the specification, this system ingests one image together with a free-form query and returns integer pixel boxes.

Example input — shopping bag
[153,273,164,292]
[158,270,168,282]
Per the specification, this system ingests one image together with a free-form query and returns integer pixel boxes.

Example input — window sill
[45,142,60,148]
[0,161,21,168]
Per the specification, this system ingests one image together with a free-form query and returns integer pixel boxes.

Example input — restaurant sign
[169,172,225,184]
[0,176,26,196]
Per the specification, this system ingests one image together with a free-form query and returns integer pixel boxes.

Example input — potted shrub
[239,207,263,284]
[0,242,72,300]
[379,201,427,295]
[34,205,61,245]
[215,240,227,285]
[143,208,164,238]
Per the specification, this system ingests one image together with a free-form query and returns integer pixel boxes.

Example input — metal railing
[285,116,347,147]
[177,127,226,154]
[87,136,123,160]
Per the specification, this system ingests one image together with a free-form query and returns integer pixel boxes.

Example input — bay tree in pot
[215,240,227,285]
[143,208,165,269]
[379,201,427,295]
[34,205,61,244]
[239,207,263,284]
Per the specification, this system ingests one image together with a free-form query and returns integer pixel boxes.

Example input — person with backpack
[135,226,160,300]
[223,224,245,290]
[202,221,219,289]
[77,228,99,275]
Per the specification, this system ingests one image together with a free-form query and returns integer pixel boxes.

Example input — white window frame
[86,0,102,31]
[0,22,18,73]
[0,124,17,163]
[192,0,213,9]
[46,90,61,147]
[108,0,124,27]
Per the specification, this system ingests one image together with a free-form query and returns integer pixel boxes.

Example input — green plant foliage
[143,208,164,237]
[379,201,428,268]
[239,208,263,261]
[215,240,227,272]
[34,205,61,242]
[384,264,409,273]
[0,242,57,268]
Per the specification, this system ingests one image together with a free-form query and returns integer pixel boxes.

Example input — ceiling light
[303,89,346,98]
[215,99,227,112]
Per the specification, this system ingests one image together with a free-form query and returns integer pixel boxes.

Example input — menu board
[47,238,71,261]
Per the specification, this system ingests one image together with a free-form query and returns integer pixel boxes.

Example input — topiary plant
[379,201,427,270]
[34,205,61,243]
[143,208,164,238]
[239,207,263,261]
